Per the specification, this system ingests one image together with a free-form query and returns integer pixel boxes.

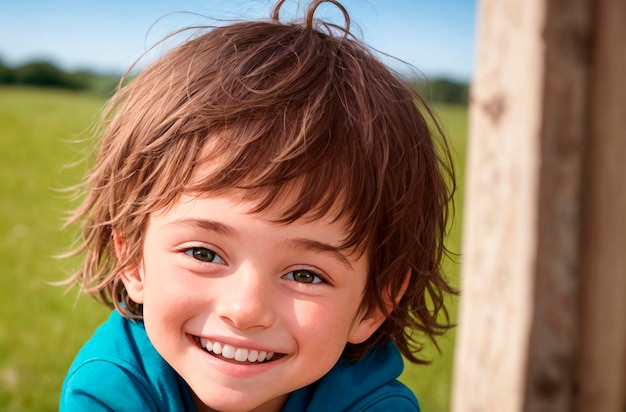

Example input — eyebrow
[288,238,354,272]
[164,218,239,239]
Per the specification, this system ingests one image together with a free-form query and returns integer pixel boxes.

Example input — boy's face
[120,191,385,412]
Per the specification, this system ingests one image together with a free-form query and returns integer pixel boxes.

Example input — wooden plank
[451,0,548,409]
[578,0,626,410]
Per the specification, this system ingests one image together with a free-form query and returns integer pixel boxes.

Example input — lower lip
[186,335,286,378]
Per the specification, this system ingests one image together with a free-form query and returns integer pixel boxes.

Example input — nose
[215,264,275,330]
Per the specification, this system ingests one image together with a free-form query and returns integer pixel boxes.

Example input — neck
[192,392,288,412]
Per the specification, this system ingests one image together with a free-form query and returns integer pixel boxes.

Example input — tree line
[0,59,469,104]
[0,59,123,97]
[411,78,469,106]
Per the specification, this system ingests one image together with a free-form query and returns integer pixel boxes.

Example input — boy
[60,0,456,410]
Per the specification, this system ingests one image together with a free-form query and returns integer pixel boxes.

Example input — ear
[348,268,412,344]
[113,233,145,304]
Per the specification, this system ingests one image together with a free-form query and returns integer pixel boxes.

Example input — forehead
[154,191,343,232]
[184,134,351,223]
[179,184,348,233]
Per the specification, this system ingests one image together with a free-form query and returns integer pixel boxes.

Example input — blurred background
[0,1,476,410]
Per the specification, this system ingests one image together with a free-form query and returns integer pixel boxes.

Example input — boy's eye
[184,247,225,264]
[282,270,324,284]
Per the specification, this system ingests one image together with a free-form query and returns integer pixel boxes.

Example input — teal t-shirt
[61,310,420,411]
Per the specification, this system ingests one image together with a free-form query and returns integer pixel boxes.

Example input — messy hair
[65,0,456,363]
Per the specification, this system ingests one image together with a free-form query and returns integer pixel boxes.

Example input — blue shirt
[61,310,420,411]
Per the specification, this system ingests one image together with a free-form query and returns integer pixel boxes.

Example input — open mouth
[193,336,285,364]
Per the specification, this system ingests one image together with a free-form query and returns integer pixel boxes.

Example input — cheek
[140,258,208,320]
[290,299,359,344]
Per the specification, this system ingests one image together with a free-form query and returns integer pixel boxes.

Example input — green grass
[0,87,467,411]
[0,87,110,411]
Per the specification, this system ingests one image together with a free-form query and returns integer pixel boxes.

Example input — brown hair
[65,0,456,363]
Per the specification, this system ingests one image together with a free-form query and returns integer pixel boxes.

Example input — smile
[193,336,284,364]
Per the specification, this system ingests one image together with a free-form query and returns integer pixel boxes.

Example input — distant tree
[0,59,16,83]
[14,61,86,90]
[409,77,469,105]
[0,58,129,94]
[429,78,469,105]
[67,69,98,91]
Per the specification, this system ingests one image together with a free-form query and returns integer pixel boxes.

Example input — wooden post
[451,0,625,411]
[451,0,554,409]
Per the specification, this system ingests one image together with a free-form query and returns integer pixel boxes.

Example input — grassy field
[0,86,466,411]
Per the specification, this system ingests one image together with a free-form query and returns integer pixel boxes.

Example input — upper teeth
[200,338,274,363]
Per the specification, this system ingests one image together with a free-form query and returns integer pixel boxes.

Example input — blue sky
[0,0,477,81]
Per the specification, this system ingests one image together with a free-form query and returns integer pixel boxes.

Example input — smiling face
[119,192,386,412]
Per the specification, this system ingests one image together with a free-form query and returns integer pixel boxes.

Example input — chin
[193,389,284,412]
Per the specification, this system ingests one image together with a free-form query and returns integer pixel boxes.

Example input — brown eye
[184,247,224,264]
[282,270,323,284]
